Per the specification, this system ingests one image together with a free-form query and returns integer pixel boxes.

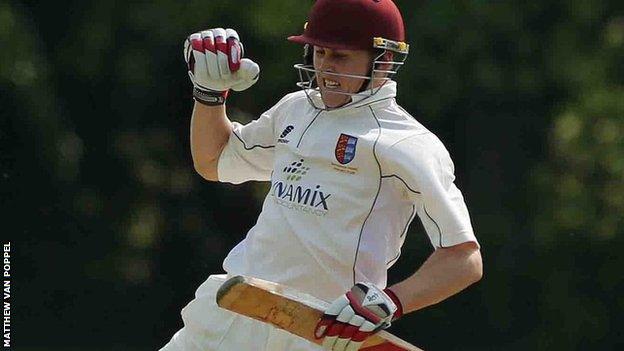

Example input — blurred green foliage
[2,0,623,350]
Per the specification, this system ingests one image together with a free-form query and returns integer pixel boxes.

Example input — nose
[317,57,334,73]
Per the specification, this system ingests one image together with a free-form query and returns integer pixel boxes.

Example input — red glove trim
[383,288,403,320]
[202,35,215,53]
[346,291,384,324]
[227,37,242,72]
[191,37,204,52]
[325,321,346,338]
[314,314,334,339]
[361,342,408,350]
[339,324,359,339]
[215,34,227,57]
[351,329,375,343]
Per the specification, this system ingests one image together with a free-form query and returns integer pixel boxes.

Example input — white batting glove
[314,283,404,351]
[183,28,260,106]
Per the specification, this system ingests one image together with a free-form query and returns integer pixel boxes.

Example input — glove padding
[183,28,259,104]
[314,283,403,351]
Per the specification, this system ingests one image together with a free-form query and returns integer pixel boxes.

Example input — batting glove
[183,28,260,106]
[315,283,404,351]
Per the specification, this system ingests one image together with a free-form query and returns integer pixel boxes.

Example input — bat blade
[216,275,424,351]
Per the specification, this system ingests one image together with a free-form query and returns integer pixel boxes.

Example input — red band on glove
[191,37,204,52]
[325,321,346,338]
[314,315,334,339]
[346,291,383,324]
[227,37,242,72]
[351,329,375,343]
[202,36,215,53]
[383,288,403,320]
[339,324,359,339]
[360,342,409,351]
[215,34,227,57]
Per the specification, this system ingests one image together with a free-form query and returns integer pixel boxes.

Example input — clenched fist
[314,283,404,351]
[183,28,260,106]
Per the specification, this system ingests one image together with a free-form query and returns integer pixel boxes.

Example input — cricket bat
[216,275,424,351]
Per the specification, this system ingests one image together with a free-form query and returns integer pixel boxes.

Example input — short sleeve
[383,134,478,249]
[217,97,288,184]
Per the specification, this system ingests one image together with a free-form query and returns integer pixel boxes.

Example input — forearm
[190,102,232,180]
[389,242,482,314]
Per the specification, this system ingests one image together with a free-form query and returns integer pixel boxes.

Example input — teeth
[324,79,340,89]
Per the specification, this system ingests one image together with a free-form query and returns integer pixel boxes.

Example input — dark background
[2,0,624,350]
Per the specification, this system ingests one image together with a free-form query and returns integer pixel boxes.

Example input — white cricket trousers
[159,274,322,351]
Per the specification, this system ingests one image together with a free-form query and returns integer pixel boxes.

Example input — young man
[162,1,482,350]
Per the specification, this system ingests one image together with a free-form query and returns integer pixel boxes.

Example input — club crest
[335,134,358,165]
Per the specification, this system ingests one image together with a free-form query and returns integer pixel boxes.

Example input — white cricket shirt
[217,81,478,301]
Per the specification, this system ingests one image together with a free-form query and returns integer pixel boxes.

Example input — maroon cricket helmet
[288,0,406,51]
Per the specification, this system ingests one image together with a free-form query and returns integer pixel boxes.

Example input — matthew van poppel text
[3,242,10,348]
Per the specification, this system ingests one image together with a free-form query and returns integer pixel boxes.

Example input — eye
[315,49,325,56]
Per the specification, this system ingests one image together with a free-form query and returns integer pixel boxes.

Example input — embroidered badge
[335,133,358,165]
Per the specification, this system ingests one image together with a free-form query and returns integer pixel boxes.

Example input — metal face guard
[293,47,408,110]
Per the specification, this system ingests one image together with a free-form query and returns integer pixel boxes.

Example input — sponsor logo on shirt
[335,134,358,165]
[282,159,310,181]
[270,159,331,217]
[278,125,294,144]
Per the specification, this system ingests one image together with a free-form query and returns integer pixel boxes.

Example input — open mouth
[322,78,341,89]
